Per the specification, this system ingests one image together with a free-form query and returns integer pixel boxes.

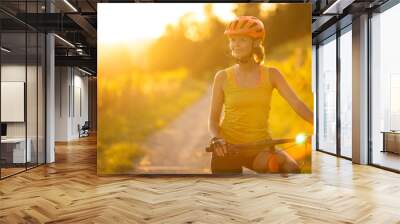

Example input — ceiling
[0,0,392,75]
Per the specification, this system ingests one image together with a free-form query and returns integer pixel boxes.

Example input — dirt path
[136,87,213,174]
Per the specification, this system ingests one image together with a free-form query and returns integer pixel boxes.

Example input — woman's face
[229,35,253,59]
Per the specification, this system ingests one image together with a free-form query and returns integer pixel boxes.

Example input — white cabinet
[1,138,32,163]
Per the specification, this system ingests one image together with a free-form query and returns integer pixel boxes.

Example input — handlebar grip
[205,146,213,152]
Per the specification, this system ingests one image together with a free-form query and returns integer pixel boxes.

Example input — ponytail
[253,42,265,64]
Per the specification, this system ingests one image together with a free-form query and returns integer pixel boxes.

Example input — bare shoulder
[264,66,282,77]
[215,69,227,80]
[263,66,283,87]
[213,69,228,87]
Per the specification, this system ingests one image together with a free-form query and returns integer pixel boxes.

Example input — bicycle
[205,134,312,174]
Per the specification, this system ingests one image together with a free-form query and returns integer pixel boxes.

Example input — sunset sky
[98,3,276,44]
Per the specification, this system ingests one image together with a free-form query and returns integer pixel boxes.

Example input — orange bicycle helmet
[224,16,265,40]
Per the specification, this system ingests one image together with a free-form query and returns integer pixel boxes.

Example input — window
[0,2,46,179]
[317,35,337,154]
[371,3,400,171]
[339,28,352,158]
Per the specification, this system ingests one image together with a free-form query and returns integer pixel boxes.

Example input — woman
[208,16,313,174]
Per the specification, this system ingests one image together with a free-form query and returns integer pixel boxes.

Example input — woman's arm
[208,70,228,157]
[269,67,314,125]
[208,70,226,138]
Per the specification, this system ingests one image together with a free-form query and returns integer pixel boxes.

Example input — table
[381,131,400,154]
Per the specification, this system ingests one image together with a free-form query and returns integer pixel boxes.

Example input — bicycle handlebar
[205,138,301,153]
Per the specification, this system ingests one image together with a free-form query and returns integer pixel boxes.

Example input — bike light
[295,133,307,144]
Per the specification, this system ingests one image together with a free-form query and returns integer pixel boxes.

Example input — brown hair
[253,42,265,64]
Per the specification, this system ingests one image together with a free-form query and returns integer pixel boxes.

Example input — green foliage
[98,68,208,174]
[145,3,311,80]
[97,3,313,174]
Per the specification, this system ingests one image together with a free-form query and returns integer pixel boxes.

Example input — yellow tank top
[220,65,274,144]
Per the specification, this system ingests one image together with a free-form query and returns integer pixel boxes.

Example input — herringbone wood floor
[1,135,400,224]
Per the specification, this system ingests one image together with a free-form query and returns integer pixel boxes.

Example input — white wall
[1,66,26,132]
[72,72,89,138]
[55,67,89,141]
[55,66,70,141]
[1,65,36,138]
[1,63,46,164]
